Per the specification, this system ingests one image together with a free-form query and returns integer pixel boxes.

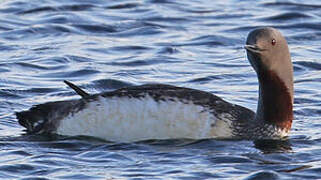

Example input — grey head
[245,27,293,102]
[244,27,293,132]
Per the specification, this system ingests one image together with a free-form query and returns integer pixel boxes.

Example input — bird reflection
[253,139,292,153]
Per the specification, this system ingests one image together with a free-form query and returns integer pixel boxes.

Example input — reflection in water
[253,139,292,153]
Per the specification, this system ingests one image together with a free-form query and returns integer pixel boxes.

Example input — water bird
[16,27,293,142]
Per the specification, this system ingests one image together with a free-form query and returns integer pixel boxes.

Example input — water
[0,0,321,179]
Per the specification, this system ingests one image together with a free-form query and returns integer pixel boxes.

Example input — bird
[16,27,293,142]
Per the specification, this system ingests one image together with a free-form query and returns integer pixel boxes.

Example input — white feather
[56,95,233,142]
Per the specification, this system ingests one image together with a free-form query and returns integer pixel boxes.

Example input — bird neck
[256,69,293,131]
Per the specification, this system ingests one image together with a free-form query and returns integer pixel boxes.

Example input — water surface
[0,0,321,179]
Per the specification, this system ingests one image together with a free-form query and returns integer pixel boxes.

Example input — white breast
[56,95,233,142]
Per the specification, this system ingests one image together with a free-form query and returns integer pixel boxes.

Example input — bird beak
[244,44,264,54]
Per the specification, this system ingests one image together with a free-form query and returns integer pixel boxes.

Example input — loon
[16,27,293,142]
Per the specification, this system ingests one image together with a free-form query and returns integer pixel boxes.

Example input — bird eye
[271,39,276,46]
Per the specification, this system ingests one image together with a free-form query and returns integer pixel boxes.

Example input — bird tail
[64,80,90,98]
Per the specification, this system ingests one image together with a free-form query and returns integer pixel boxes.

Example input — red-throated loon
[16,27,293,142]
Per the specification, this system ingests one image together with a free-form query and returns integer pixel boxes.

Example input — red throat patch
[259,70,293,131]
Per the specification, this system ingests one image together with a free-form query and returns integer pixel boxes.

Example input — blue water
[1,0,321,179]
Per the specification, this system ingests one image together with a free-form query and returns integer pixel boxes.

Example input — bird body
[16,27,294,142]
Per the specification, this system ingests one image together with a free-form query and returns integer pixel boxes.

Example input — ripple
[1,25,71,40]
[110,59,151,66]
[295,61,321,71]
[175,35,225,46]
[0,89,23,99]
[72,24,116,34]
[106,56,175,67]
[39,69,100,79]
[262,12,311,21]
[188,75,224,83]
[282,23,321,30]
[290,32,321,41]
[17,4,95,14]
[91,79,132,90]
[263,2,321,10]
[58,174,99,179]
[144,16,190,23]
[243,170,279,180]
[65,55,94,63]
[108,45,152,53]
[209,156,253,164]
[0,88,59,101]
[0,164,36,174]
[147,0,180,4]
[106,3,141,9]
[15,62,50,70]
[112,26,164,37]
[157,46,180,54]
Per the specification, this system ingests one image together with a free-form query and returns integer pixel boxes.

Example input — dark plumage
[16,27,294,142]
